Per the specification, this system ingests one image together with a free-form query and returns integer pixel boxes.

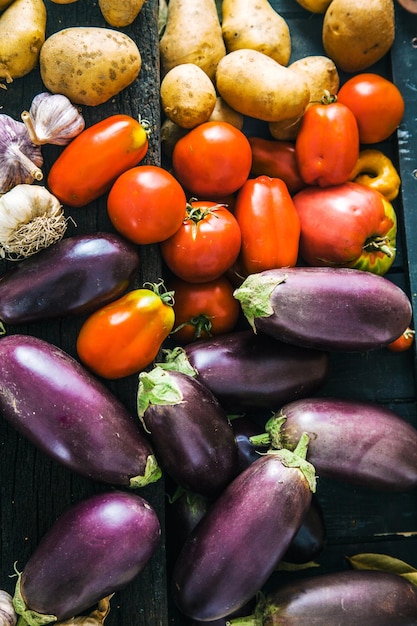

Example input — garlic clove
[21,92,85,146]
[0,114,43,194]
[0,590,17,626]
[0,183,69,259]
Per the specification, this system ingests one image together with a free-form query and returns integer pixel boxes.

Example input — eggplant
[137,366,239,497]
[232,415,266,471]
[233,267,412,351]
[165,330,330,413]
[0,232,140,325]
[13,490,161,624]
[0,334,161,487]
[171,438,316,621]
[227,570,417,625]
[259,397,417,491]
[166,490,211,566]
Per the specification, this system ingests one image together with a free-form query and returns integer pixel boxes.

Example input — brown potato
[39,27,141,106]
[98,0,145,27]
[294,0,333,11]
[208,96,244,130]
[322,0,395,73]
[222,0,291,66]
[160,63,217,129]
[215,49,310,123]
[269,55,340,140]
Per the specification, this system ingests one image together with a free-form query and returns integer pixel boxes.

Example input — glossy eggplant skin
[234,267,412,352]
[275,397,417,491]
[13,491,161,623]
[184,330,330,413]
[171,452,314,621]
[138,369,239,497]
[0,334,160,487]
[0,232,140,324]
[231,570,417,626]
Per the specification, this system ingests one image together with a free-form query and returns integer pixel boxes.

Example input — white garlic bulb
[0,114,43,193]
[21,92,85,146]
[0,590,17,626]
[0,184,68,259]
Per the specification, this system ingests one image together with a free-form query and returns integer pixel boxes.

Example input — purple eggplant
[257,397,417,491]
[0,232,140,325]
[0,334,161,487]
[227,570,417,625]
[171,437,316,621]
[13,490,161,623]
[232,415,266,471]
[166,490,212,566]
[233,267,412,352]
[137,366,239,497]
[164,330,330,414]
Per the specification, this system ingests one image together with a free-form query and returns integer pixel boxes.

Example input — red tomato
[387,327,415,352]
[295,96,359,187]
[48,114,149,207]
[160,200,242,283]
[234,176,301,276]
[107,165,186,244]
[169,276,240,344]
[248,137,307,195]
[172,121,252,197]
[337,73,405,144]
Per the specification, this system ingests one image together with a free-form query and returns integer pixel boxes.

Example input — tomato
[293,182,397,276]
[337,73,405,144]
[171,121,252,197]
[387,327,415,352]
[234,175,301,276]
[160,200,242,283]
[76,282,175,379]
[107,165,186,244]
[48,114,149,207]
[169,276,240,344]
[248,137,307,195]
[295,95,359,187]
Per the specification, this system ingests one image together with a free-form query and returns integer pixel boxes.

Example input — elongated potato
[322,0,395,73]
[0,0,46,84]
[215,49,310,123]
[160,0,226,81]
[160,63,217,128]
[0,0,16,9]
[222,0,291,66]
[39,27,141,106]
[269,55,339,140]
[98,0,145,27]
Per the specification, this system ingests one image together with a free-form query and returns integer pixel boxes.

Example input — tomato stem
[363,236,395,257]
[143,279,175,307]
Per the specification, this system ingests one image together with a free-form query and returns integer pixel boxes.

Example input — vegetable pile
[0,0,416,625]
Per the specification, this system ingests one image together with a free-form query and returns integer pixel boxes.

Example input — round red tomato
[160,200,242,283]
[107,165,186,244]
[172,121,252,197]
[169,276,240,344]
[337,74,405,144]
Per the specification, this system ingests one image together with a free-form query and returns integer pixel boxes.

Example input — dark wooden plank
[0,2,169,625]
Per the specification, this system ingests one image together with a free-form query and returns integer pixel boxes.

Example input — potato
[160,0,226,81]
[208,96,244,130]
[0,0,46,84]
[322,0,395,73]
[222,0,291,66]
[160,63,217,129]
[0,0,17,10]
[215,49,310,123]
[294,0,333,11]
[269,55,340,140]
[98,0,145,27]
[39,27,141,106]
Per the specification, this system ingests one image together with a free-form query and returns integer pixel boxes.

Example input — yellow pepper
[349,148,401,201]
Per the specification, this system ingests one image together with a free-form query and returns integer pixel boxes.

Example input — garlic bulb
[0,114,43,193]
[0,590,17,626]
[55,596,112,625]
[21,92,85,146]
[0,184,68,259]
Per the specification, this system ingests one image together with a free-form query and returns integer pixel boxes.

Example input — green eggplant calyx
[13,574,57,626]
[137,366,183,420]
[249,416,287,449]
[129,454,162,489]
[226,593,266,626]
[158,347,198,378]
[267,432,317,493]
[233,272,287,332]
